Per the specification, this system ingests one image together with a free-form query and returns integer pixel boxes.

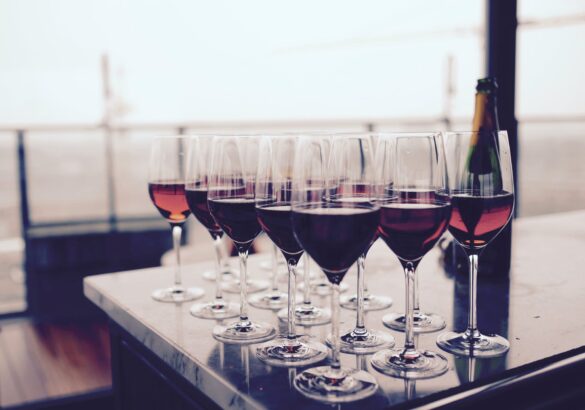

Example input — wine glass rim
[375,131,442,138]
[442,130,509,136]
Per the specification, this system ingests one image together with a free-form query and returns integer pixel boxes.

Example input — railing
[2,114,584,237]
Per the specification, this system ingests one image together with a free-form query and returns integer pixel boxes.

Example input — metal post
[17,130,30,237]
[487,0,518,202]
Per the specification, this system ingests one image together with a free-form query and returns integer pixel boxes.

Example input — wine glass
[208,135,276,344]
[255,135,328,366]
[248,241,288,310]
[185,136,239,319]
[371,132,450,379]
[437,131,514,357]
[340,249,394,310]
[277,253,332,326]
[147,136,205,303]
[324,134,395,355]
[276,134,333,327]
[201,236,238,282]
[379,131,446,333]
[382,271,445,332]
[292,135,379,403]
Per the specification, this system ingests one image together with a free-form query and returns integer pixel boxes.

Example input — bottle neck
[472,92,499,133]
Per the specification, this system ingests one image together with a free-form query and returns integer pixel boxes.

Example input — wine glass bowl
[436,131,515,358]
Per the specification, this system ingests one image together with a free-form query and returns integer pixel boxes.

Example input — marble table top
[84,210,585,409]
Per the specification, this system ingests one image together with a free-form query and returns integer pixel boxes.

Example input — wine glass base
[340,293,393,311]
[213,320,276,344]
[248,291,288,310]
[221,279,269,294]
[277,304,331,326]
[189,299,240,320]
[256,335,328,367]
[382,311,446,333]
[371,348,448,379]
[151,286,204,303]
[298,280,349,296]
[294,366,378,403]
[436,331,510,358]
[202,267,238,281]
[327,328,395,354]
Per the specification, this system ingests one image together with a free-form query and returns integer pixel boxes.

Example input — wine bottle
[449,77,512,278]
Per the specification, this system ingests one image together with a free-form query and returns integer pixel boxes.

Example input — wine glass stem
[303,254,311,305]
[355,255,366,332]
[413,268,420,313]
[213,236,224,300]
[219,237,231,273]
[238,250,250,323]
[286,259,298,339]
[271,244,279,291]
[404,262,416,353]
[172,225,182,287]
[331,283,341,370]
[467,253,479,336]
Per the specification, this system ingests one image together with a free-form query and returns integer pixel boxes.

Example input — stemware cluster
[147,130,515,404]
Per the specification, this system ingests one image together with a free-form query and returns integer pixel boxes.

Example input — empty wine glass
[148,136,205,303]
[292,135,379,403]
[437,131,514,357]
[185,136,239,319]
[277,253,332,326]
[371,132,450,379]
[255,135,328,366]
[208,135,275,343]
[340,252,393,311]
[249,242,288,310]
[201,236,238,282]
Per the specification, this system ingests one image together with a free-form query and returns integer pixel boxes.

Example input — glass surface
[208,135,275,344]
[437,131,514,358]
[292,134,380,402]
[372,132,450,378]
[148,136,205,303]
[517,2,585,217]
[27,131,109,223]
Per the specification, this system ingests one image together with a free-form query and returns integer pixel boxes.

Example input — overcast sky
[0,0,583,125]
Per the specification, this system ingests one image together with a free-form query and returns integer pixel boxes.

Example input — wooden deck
[0,320,111,408]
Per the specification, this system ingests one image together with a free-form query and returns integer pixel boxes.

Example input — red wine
[185,185,223,238]
[256,203,303,261]
[378,202,451,263]
[148,182,190,223]
[449,192,514,250]
[208,197,261,246]
[292,204,379,284]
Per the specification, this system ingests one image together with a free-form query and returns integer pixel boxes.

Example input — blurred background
[0,0,584,407]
